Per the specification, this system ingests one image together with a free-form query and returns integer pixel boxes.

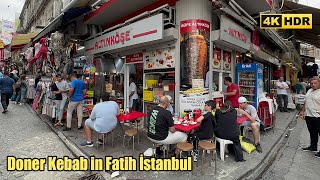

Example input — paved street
[261,117,320,180]
[0,103,85,180]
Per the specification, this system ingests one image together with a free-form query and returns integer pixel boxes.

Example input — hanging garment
[27,38,48,69]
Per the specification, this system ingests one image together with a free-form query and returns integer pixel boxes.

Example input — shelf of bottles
[238,72,256,104]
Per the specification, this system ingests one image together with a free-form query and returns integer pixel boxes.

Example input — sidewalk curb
[239,111,299,180]
[26,104,112,180]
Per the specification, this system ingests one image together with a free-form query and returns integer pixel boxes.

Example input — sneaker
[302,146,317,152]
[78,126,83,130]
[255,143,262,153]
[284,109,289,112]
[80,141,94,147]
[19,103,23,105]
[2,110,8,114]
[96,139,103,145]
[14,102,17,104]
[63,127,71,131]
[315,152,320,158]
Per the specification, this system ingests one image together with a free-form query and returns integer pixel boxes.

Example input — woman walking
[15,75,28,105]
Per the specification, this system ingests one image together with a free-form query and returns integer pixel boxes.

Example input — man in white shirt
[276,77,290,112]
[129,76,138,111]
[299,77,320,158]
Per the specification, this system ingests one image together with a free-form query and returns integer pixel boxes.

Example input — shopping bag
[240,136,256,154]
[11,94,17,101]
[237,116,248,124]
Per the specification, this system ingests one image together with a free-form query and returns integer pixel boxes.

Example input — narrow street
[0,104,85,180]
[261,117,320,180]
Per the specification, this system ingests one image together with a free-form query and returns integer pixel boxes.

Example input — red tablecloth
[117,111,148,122]
[174,123,200,132]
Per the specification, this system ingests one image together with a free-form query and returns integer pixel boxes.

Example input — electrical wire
[272,0,285,11]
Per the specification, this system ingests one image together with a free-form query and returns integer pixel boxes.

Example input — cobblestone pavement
[261,118,320,180]
[0,103,85,180]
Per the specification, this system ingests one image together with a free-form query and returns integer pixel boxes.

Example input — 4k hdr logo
[260,14,312,29]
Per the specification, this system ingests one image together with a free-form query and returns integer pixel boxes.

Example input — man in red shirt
[221,77,240,108]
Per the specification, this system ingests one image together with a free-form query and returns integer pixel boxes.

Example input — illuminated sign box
[260,14,312,29]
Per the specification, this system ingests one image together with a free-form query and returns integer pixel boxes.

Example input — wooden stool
[199,141,217,175]
[123,129,138,154]
[176,142,193,158]
[97,130,114,151]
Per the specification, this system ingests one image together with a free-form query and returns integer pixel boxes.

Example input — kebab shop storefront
[85,14,180,126]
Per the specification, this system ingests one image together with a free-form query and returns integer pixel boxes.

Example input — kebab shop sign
[180,19,210,33]
[179,94,209,113]
[85,14,163,55]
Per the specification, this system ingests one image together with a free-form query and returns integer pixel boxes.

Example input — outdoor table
[174,123,200,133]
[117,110,148,132]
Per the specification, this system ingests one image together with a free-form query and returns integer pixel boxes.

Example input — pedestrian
[276,77,290,112]
[81,94,119,147]
[299,77,320,158]
[15,75,28,105]
[51,74,69,127]
[64,73,86,131]
[221,76,240,108]
[0,71,16,113]
[129,75,138,111]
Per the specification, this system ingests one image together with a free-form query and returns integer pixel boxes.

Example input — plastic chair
[243,126,261,142]
[215,137,233,161]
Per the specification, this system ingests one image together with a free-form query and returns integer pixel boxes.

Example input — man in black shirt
[147,96,187,145]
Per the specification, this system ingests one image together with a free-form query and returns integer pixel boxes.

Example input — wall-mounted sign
[220,15,251,50]
[180,19,210,85]
[144,47,175,70]
[85,14,163,55]
[213,48,221,69]
[126,53,143,64]
[223,51,232,71]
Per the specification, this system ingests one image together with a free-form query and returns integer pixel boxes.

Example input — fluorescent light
[77,46,85,51]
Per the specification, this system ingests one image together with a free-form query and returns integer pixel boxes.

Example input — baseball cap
[238,97,247,103]
[165,95,172,101]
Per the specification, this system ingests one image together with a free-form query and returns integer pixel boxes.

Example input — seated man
[237,97,262,153]
[81,94,119,147]
[148,96,187,154]
[158,95,174,115]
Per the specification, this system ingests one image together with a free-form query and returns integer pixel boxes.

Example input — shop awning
[11,33,38,52]
[84,0,158,25]
[233,0,272,16]
[33,0,92,42]
[283,1,320,48]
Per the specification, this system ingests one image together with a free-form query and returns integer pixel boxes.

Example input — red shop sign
[180,19,210,33]
[126,53,143,63]
[224,28,248,43]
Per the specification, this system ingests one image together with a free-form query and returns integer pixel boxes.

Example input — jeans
[55,99,67,121]
[277,94,288,110]
[66,100,84,128]
[16,88,27,103]
[305,116,320,150]
[1,93,12,110]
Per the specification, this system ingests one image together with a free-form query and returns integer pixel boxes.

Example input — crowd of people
[2,69,320,162]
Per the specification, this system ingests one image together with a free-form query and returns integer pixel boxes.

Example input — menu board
[192,79,204,89]
[144,47,175,70]
[223,51,231,71]
[213,48,221,69]
[179,94,209,113]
